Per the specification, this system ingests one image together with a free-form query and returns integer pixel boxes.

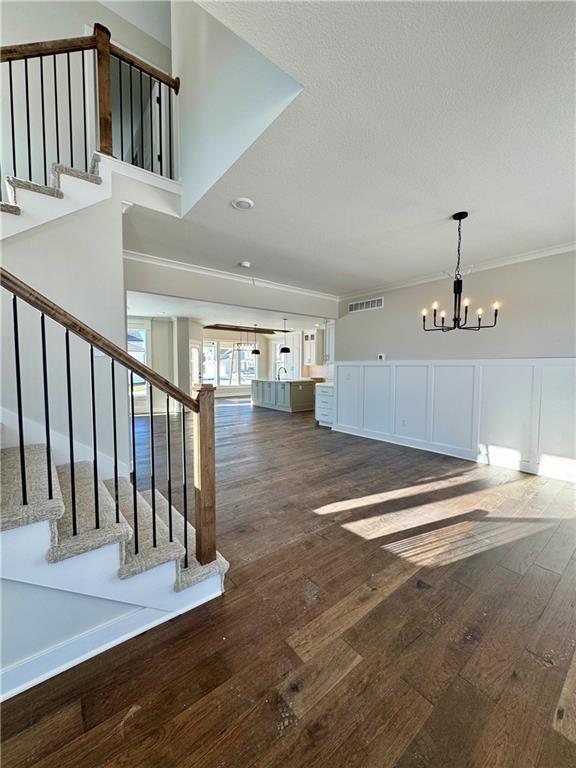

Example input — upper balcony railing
[0,23,179,186]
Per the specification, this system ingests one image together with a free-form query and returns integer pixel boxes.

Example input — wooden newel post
[93,23,113,156]
[192,383,216,564]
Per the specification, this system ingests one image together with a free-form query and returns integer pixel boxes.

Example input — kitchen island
[251,379,316,413]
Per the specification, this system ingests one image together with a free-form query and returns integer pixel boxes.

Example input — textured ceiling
[124,1,575,296]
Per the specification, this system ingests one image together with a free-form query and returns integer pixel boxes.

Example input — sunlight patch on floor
[379,517,557,567]
[313,477,477,516]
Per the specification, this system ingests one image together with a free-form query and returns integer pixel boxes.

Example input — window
[203,340,258,386]
[127,323,149,396]
[202,341,217,385]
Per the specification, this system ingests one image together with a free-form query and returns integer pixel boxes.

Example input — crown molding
[123,251,340,302]
[340,242,576,301]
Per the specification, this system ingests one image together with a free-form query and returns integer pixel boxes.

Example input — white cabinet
[324,321,335,363]
[315,384,334,427]
[303,329,324,366]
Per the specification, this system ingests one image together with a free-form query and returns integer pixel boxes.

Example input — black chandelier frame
[422,212,499,333]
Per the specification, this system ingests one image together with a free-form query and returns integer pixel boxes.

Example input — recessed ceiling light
[231,197,254,211]
[238,260,252,269]
[158,311,166,315]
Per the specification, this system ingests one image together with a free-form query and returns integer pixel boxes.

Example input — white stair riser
[1,521,223,611]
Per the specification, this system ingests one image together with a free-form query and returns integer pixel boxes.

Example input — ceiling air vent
[348,297,384,314]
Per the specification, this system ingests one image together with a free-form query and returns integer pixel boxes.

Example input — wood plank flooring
[2,398,575,767]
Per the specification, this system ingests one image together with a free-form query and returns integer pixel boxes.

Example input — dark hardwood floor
[2,397,576,767]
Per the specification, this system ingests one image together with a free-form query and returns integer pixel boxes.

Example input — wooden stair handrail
[0,25,179,92]
[109,42,180,93]
[0,34,97,62]
[0,267,199,413]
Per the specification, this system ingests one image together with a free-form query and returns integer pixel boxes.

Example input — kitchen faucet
[276,367,288,381]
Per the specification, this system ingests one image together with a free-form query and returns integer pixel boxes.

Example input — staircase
[0,267,227,700]
[1,444,228,593]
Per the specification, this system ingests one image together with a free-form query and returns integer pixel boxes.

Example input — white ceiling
[124,1,575,296]
[126,291,327,331]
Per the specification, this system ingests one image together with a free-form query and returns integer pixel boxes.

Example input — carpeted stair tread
[0,445,64,531]
[141,489,229,592]
[47,462,131,562]
[106,477,185,580]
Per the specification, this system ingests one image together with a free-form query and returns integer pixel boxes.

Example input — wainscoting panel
[332,358,575,481]
[363,365,392,435]
[478,364,534,469]
[336,365,363,430]
[394,365,428,441]
[431,365,476,451]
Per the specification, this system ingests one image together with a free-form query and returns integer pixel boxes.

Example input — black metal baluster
[40,314,53,500]
[12,296,27,506]
[90,346,100,528]
[130,371,139,554]
[168,87,173,180]
[81,51,87,172]
[166,395,173,542]
[53,55,60,163]
[181,408,188,568]
[65,329,77,535]
[67,51,73,167]
[158,81,164,176]
[139,69,144,168]
[111,360,120,523]
[149,383,157,547]
[129,65,134,164]
[149,75,153,173]
[158,84,163,176]
[118,58,124,162]
[24,58,31,181]
[40,57,47,185]
[9,61,17,176]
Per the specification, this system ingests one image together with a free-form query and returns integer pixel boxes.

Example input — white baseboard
[331,424,575,481]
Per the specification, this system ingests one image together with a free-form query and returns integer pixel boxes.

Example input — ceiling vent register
[348,297,384,314]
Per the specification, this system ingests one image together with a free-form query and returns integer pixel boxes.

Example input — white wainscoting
[333,359,576,482]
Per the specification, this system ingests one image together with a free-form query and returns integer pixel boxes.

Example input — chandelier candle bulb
[421,211,500,333]
[421,308,428,316]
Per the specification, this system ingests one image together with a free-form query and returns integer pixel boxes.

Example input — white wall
[1,198,130,465]
[0,579,138,669]
[336,251,576,361]
[171,0,302,213]
[333,358,576,482]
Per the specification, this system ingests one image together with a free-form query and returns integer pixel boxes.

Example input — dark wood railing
[0,23,179,185]
[0,267,217,566]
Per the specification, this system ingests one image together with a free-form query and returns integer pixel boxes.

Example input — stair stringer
[1,519,223,611]
[1,155,112,240]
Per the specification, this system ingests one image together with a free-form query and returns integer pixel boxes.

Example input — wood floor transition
[2,397,575,767]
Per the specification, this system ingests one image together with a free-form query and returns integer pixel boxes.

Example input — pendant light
[280,317,291,354]
[421,212,500,332]
[251,324,260,355]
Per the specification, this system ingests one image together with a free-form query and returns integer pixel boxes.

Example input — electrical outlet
[401,418,407,427]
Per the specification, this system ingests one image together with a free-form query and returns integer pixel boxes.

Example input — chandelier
[251,324,260,355]
[422,212,500,332]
